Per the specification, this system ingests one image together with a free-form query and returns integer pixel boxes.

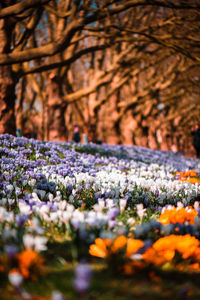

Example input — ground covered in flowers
[1,134,200,299]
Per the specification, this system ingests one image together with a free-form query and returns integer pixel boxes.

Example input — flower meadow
[1,134,200,299]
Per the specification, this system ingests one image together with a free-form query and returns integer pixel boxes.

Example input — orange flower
[175,171,184,177]
[16,250,44,278]
[151,235,176,263]
[184,170,197,177]
[176,170,197,178]
[175,234,200,259]
[158,207,198,225]
[143,235,200,267]
[125,238,144,258]
[89,236,144,259]
[111,236,127,253]
[143,248,166,266]
[89,237,144,274]
[89,238,110,258]
[175,170,200,184]
[188,177,200,184]
[188,263,200,271]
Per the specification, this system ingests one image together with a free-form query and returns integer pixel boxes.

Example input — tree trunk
[47,73,67,141]
[16,77,26,135]
[0,20,16,135]
[41,97,48,141]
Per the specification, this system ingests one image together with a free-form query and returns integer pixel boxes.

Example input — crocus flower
[4,244,18,258]
[8,269,23,287]
[73,262,93,294]
[51,290,65,300]
[16,250,44,278]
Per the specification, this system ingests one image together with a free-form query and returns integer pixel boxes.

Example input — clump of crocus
[89,235,144,258]
[89,236,144,273]
[175,170,200,184]
[158,206,198,225]
[143,234,200,271]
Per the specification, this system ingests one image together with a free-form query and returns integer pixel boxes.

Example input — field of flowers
[1,133,200,300]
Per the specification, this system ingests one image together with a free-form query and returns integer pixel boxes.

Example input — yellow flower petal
[89,245,107,258]
[126,238,144,258]
[111,235,127,253]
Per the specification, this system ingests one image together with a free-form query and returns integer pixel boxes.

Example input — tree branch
[20,44,109,76]
[0,0,50,18]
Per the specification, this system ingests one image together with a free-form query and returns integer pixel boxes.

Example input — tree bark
[47,73,67,141]
[0,19,16,135]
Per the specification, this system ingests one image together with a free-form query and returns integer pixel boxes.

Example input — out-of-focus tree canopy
[0,0,199,155]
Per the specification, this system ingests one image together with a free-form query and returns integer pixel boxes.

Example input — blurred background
[0,0,199,156]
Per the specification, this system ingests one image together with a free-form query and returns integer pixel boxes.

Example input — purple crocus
[107,207,120,220]
[15,213,28,227]
[4,244,18,258]
[73,262,93,295]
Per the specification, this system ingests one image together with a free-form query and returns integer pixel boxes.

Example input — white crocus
[22,180,28,187]
[177,201,184,209]
[8,271,23,287]
[61,211,72,223]
[50,212,58,223]
[119,199,127,212]
[23,234,35,250]
[127,217,135,226]
[34,236,47,252]
[58,200,67,211]
[106,199,114,209]
[66,204,75,213]
[32,192,41,202]
[29,179,36,187]
[19,203,32,215]
[8,199,15,205]
[136,204,146,219]
[98,199,105,210]
[48,193,54,201]
[194,201,199,211]
[23,234,47,252]
[6,184,14,193]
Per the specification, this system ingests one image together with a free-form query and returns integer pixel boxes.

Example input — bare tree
[0,0,199,155]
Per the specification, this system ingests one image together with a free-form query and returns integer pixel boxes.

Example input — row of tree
[0,0,200,154]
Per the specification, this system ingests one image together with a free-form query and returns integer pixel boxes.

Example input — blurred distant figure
[72,124,81,143]
[23,129,32,138]
[16,128,21,137]
[23,129,37,139]
[171,144,178,153]
[83,133,88,144]
[191,124,200,158]
[96,139,102,145]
